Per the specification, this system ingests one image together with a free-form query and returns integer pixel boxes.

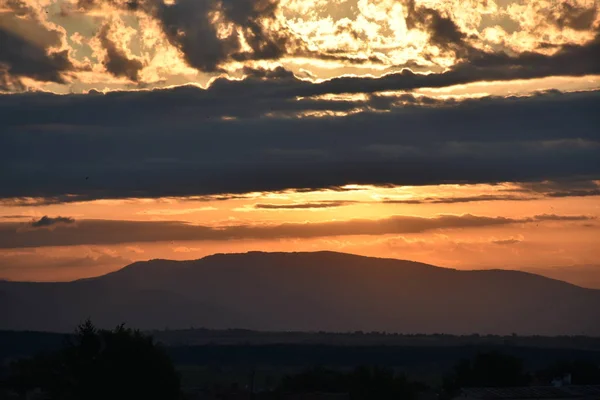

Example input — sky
[0,0,599,284]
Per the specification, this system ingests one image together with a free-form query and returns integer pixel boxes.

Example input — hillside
[1,251,599,335]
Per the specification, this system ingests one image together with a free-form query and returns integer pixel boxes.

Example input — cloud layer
[0,87,598,201]
[0,0,598,91]
[1,0,599,203]
[0,213,593,248]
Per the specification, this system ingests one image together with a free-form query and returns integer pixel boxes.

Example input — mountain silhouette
[1,251,599,335]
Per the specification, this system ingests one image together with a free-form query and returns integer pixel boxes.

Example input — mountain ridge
[83,251,579,287]
[1,251,599,335]
[4,251,588,291]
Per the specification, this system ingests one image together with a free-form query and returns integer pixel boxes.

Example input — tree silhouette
[6,320,181,400]
[443,351,531,396]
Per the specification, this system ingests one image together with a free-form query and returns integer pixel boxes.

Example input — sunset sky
[0,0,599,284]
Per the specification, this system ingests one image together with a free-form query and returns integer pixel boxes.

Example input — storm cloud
[0,86,598,202]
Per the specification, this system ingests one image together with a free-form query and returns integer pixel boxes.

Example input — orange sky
[1,0,599,285]
[1,183,598,283]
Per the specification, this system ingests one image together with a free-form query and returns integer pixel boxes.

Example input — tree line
[2,320,600,399]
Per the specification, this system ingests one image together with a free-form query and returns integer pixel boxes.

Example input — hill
[1,251,599,334]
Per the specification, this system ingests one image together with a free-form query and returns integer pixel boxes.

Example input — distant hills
[1,251,599,335]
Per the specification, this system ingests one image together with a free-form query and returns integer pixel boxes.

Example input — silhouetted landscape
[3,0,600,395]
[3,324,600,399]
[4,0,600,393]
[5,252,600,398]
[2,252,599,335]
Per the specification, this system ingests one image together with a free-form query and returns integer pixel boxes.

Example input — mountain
[1,251,599,335]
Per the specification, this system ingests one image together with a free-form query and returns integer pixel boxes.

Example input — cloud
[0,87,598,202]
[533,213,593,222]
[512,180,600,198]
[546,1,598,31]
[80,0,299,73]
[492,238,522,245]
[296,34,600,97]
[253,200,356,209]
[381,185,600,205]
[30,216,76,229]
[0,213,593,248]
[382,194,534,205]
[1,0,598,90]
[0,0,74,90]
[0,28,72,90]
[98,23,144,82]
[404,0,469,56]
[375,181,600,205]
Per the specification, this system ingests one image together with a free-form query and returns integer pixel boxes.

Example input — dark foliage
[5,320,181,400]
[443,351,531,396]
[537,360,600,385]
[279,365,426,400]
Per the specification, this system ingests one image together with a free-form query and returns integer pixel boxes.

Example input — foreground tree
[443,351,531,397]
[7,320,181,400]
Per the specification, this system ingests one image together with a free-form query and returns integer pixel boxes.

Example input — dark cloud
[513,180,600,198]
[492,238,522,245]
[0,1,74,90]
[30,216,76,229]
[380,182,600,205]
[404,0,598,62]
[0,28,72,90]
[383,194,534,205]
[404,0,468,56]
[241,65,296,79]
[0,69,26,92]
[0,213,591,248]
[146,0,384,71]
[305,51,387,65]
[98,24,144,81]
[295,33,600,97]
[74,0,599,77]
[154,0,233,72]
[533,214,593,222]
[86,0,300,72]
[548,2,598,31]
[0,88,598,201]
[548,189,600,198]
[254,200,357,209]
